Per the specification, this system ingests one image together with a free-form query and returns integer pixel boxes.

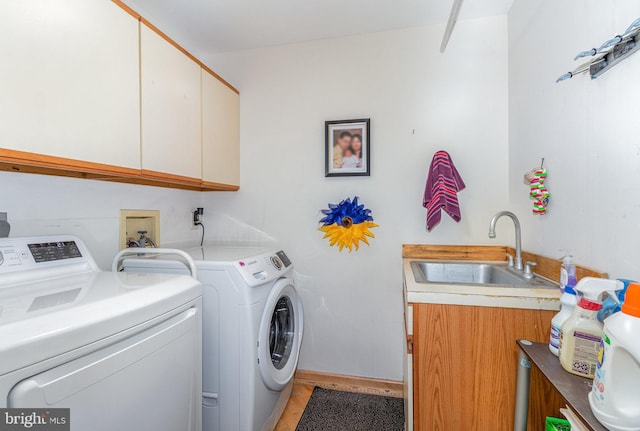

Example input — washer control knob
[270,255,283,270]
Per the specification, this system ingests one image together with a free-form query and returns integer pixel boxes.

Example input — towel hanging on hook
[423,151,466,231]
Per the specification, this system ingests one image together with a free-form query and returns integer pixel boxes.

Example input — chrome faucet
[488,211,523,271]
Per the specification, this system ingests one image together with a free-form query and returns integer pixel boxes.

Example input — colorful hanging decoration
[525,165,550,215]
[318,196,378,252]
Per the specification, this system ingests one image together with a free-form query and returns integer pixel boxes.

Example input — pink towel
[423,151,465,231]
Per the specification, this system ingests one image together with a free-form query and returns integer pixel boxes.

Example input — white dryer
[123,246,304,431]
[0,235,203,431]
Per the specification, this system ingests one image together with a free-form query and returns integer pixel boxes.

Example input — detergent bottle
[549,275,577,356]
[589,282,640,431]
[558,277,621,378]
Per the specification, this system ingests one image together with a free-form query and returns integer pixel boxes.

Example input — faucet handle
[524,261,537,278]
[505,253,514,267]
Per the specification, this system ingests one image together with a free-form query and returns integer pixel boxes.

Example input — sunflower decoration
[318,196,378,252]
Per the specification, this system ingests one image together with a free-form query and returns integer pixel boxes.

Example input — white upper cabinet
[202,71,240,186]
[140,25,202,179]
[0,0,141,168]
[0,1,239,190]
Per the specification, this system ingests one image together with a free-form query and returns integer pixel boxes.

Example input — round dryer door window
[270,295,294,370]
[257,278,304,391]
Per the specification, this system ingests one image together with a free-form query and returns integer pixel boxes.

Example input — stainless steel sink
[410,261,557,288]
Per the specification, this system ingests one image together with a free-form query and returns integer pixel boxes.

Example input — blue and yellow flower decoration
[318,196,378,252]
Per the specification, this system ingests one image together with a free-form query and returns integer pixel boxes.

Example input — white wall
[0,172,204,269]
[203,16,509,380]
[508,1,640,279]
[5,0,638,384]
[0,14,509,382]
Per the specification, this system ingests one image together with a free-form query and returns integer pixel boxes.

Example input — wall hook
[598,35,623,51]
[558,17,640,83]
[625,17,640,35]
[574,48,597,60]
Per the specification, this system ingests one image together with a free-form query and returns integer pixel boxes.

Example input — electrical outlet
[191,208,204,230]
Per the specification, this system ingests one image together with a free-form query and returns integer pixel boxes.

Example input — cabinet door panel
[140,26,201,179]
[0,0,140,168]
[412,303,555,430]
[202,72,239,186]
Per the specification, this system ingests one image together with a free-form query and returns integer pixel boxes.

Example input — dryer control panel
[0,235,98,281]
[234,250,293,287]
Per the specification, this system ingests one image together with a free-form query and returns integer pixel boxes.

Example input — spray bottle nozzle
[606,291,622,304]
[574,277,623,310]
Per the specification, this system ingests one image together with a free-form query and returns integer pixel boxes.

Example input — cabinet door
[202,71,239,186]
[140,25,201,179]
[412,303,555,430]
[0,0,140,168]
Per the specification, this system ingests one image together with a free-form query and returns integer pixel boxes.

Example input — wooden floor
[274,384,314,431]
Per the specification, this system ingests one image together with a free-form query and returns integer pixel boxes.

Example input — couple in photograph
[333,131,363,169]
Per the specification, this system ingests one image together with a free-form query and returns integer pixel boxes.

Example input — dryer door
[257,278,304,391]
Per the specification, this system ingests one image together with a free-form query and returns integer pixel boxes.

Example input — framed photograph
[325,118,370,177]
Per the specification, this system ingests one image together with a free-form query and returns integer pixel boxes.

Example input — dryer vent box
[119,210,160,250]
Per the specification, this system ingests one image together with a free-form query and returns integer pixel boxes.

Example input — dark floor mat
[295,387,404,431]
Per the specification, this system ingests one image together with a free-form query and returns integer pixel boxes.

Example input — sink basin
[410,261,557,288]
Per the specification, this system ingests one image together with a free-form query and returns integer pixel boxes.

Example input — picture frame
[325,118,370,177]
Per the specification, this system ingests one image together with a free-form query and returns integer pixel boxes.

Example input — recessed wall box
[119,210,160,250]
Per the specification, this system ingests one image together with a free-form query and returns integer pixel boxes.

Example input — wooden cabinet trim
[406,334,413,354]
[402,244,509,261]
[111,0,239,95]
[294,370,403,398]
[200,180,240,192]
[0,148,139,178]
[0,149,238,192]
[140,169,202,186]
[412,304,422,431]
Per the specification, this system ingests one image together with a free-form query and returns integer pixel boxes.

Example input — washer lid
[0,271,201,375]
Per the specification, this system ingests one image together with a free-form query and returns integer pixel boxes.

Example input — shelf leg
[514,342,532,431]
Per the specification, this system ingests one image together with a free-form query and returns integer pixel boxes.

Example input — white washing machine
[0,235,203,431]
[122,246,304,431]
